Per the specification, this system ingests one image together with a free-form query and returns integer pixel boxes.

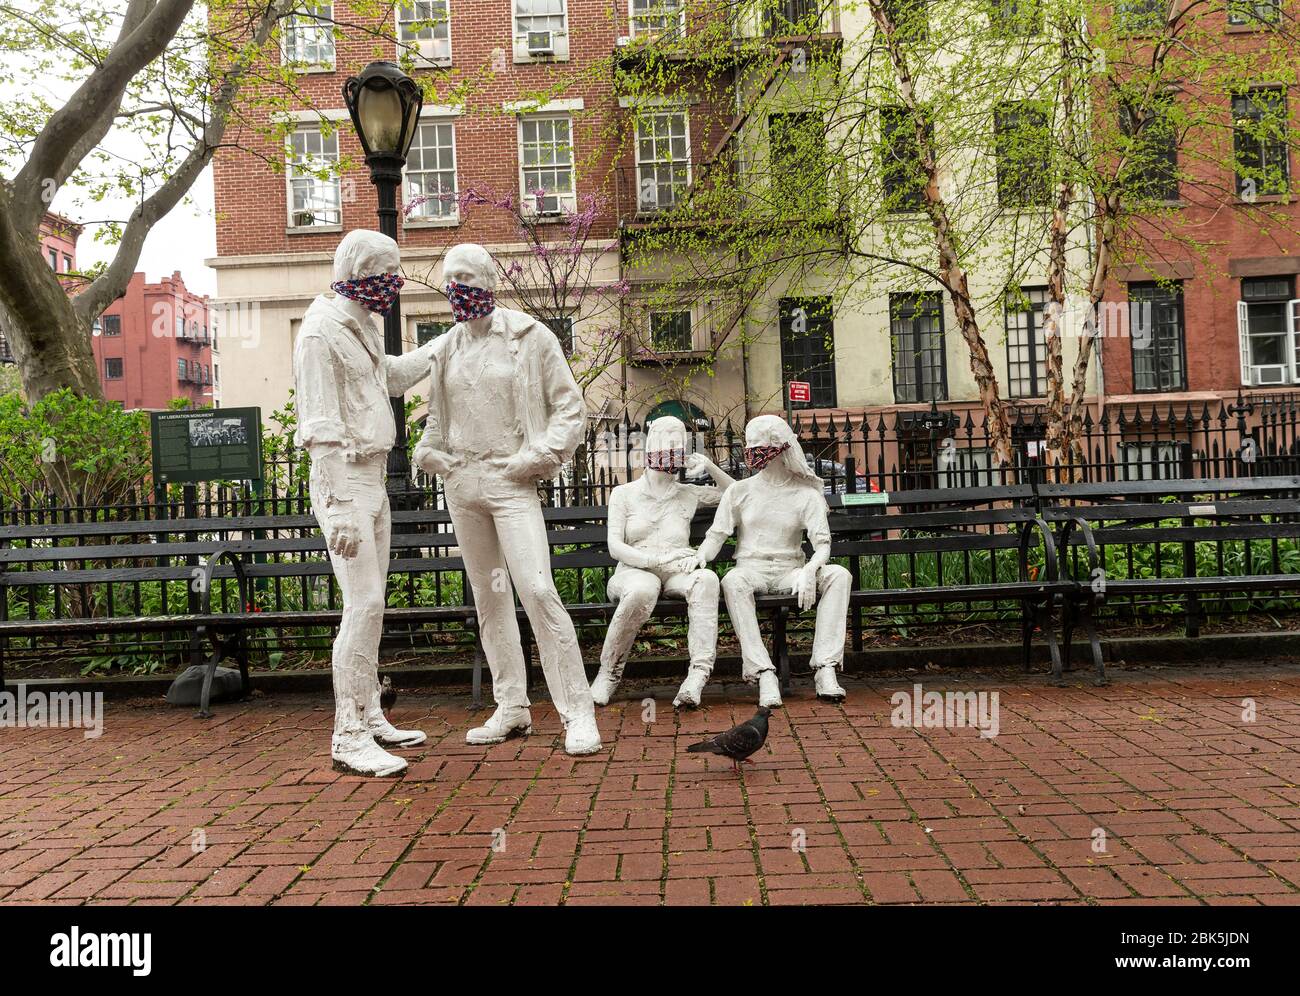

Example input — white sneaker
[367,716,428,748]
[814,665,847,702]
[673,667,710,709]
[590,665,620,707]
[564,710,602,756]
[758,671,783,708]
[331,733,407,778]
[466,706,533,746]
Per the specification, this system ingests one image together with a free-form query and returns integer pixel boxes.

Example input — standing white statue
[293,229,435,777]
[696,415,850,706]
[412,243,601,755]
[590,415,735,709]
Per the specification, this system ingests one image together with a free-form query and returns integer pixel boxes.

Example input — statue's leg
[721,563,776,682]
[665,568,719,708]
[593,569,661,705]
[448,485,530,718]
[489,486,599,754]
[810,564,851,701]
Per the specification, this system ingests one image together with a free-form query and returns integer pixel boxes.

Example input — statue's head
[329,230,403,316]
[644,415,689,474]
[744,414,820,487]
[443,243,497,292]
[333,230,400,283]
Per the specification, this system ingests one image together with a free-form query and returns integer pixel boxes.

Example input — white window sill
[404,216,461,229]
[286,224,342,235]
[284,63,336,75]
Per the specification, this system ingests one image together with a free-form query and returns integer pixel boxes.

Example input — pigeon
[379,675,397,718]
[686,707,771,772]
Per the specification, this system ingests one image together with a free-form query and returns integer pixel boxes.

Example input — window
[769,112,827,214]
[780,297,837,408]
[104,358,123,380]
[649,311,693,352]
[880,0,929,40]
[416,320,452,345]
[1114,0,1165,33]
[397,2,450,64]
[890,292,946,403]
[519,116,575,215]
[287,125,341,228]
[282,4,335,69]
[47,248,57,269]
[635,111,691,212]
[101,314,121,337]
[545,316,575,355]
[995,102,1051,207]
[516,0,567,36]
[630,0,684,37]
[1121,98,1179,201]
[881,105,928,213]
[405,119,458,221]
[1129,282,1186,392]
[177,358,187,380]
[988,0,1041,35]
[63,254,72,272]
[766,0,820,34]
[175,315,185,339]
[1119,442,1188,481]
[1227,0,1282,25]
[938,448,993,488]
[1237,276,1299,386]
[1005,287,1049,399]
[1233,87,1289,199]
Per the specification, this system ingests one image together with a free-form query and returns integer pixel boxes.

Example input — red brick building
[92,271,217,410]
[0,213,84,364]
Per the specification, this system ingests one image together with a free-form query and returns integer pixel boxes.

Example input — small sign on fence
[842,492,889,506]
[150,407,264,484]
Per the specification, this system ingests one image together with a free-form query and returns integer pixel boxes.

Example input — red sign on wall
[787,381,812,404]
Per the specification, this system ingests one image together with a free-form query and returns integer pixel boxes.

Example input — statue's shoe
[564,711,603,756]
[466,706,533,746]
[814,666,847,702]
[758,671,783,709]
[331,733,407,778]
[673,667,711,709]
[367,717,428,748]
[590,666,620,707]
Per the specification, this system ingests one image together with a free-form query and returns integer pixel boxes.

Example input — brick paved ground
[2,665,1299,906]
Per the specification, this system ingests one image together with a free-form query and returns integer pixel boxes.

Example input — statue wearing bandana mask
[292,230,437,777]
[697,415,850,706]
[412,243,602,756]
[590,415,735,709]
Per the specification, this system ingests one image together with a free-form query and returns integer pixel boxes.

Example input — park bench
[0,484,1068,714]
[1038,476,1300,685]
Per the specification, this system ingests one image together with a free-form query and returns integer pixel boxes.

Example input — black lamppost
[342,60,423,492]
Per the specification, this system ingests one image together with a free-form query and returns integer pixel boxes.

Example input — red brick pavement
[2,666,1299,906]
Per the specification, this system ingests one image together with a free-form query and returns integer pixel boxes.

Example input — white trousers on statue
[721,558,851,681]
[444,464,594,724]
[601,566,720,682]
[312,457,390,741]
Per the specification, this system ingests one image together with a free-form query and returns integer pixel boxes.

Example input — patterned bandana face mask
[446,281,496,323]
[744,442,790,472]
[645,448,686,473]
[330,273,405,315]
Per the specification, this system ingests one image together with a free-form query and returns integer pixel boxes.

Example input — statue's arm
[696,488,737,564]
[383,339,435,397]
[803,492,832,572]
[530,330,587,473]
[606,489,656,569]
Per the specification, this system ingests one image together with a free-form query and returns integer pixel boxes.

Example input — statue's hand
[324,506,363,560]
[413,445,460,479]
[684,453,712,478]
[504,447,559,484]
[792,565,818,611]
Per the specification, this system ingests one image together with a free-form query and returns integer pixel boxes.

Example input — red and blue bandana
[446,281,496,323]
[645,448,685,473]
[331,273,405,315]
[744,442,789,471]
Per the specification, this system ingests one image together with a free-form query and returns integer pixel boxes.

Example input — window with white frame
[405,119,458,222]
[519,115,575,214]
[630,0,684,37]
[287,125,341,229]
[1119,441,1187,481]
[1005,286,1049,399]
[937,447,993,488]
[397,1,451,64]
[282,4,335,70]
[516,0,567,38]
[635,111,691,212]
[649,310,693,351]
[1237,276,1299,386]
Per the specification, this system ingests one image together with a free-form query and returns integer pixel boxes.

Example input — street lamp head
[342,61,423,165]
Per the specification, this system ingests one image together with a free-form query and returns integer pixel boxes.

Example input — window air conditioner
[527,31,554,55]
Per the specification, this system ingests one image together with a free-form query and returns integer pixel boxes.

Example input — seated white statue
[696,414,850,707]
[591,415,734,708]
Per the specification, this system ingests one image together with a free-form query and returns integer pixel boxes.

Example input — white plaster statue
[590,415,735,709]
[412,243,601,756]
[697,415,850,706]
[293,229,435,777]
